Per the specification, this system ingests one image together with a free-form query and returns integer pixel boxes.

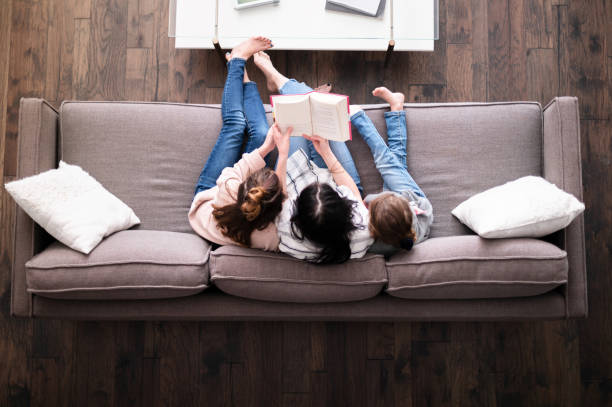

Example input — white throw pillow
[451,176,585,238]
[5,161,140,254]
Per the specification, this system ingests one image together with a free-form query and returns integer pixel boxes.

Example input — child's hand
[273,124,292,157]
[260,125,277,156]
[303,134,331,157]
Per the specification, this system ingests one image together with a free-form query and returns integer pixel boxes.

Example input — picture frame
[234,0,279,10]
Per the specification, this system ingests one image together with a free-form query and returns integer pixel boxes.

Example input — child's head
[213,168,284,246]
[368,193,415,250]
[290,182,357,264]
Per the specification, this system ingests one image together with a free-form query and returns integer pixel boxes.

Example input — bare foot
[314,83,333,93]
[229,36,272,60]
[226,52,250,83]
[254,51,289,92]
[372,87,405,111]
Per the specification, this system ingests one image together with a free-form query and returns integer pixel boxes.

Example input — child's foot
[226,52,250,83]
[314,83,332,93]
[372,87,405,111]
[254,51,289,92]
[229,36,272,61]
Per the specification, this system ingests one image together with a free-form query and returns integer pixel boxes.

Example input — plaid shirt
[276,148,373,261]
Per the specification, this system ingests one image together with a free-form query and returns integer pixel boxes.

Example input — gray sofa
[10,97,587,320]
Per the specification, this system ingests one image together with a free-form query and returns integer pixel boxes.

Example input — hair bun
[241,186,266,221]
[399,237,414,251]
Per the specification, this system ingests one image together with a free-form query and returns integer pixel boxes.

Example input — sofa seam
[26,260,210,269]
[61,100,223,110]
[211,252,384,263]
[386,280,568,291]
[210,276,387,285]
[395,101,542,109]
[386,255,568,267]
[28,284,209,293]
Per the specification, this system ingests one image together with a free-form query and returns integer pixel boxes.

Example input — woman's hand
[303,134,331,157]
[273,124,292,157]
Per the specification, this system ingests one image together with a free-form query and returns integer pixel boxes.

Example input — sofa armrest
[11,98,59,317]
[542,97,587,318]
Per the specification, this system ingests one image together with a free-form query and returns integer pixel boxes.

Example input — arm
[272,125,292,195]
[215,126,277,196]
[305,135,363,204]
[543,97,587,318]
[12,98,59,317]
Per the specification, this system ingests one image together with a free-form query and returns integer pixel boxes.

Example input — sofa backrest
[355,102,543,237]
[60,101,542,237]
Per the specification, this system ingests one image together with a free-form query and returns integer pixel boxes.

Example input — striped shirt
[276,148,374,261]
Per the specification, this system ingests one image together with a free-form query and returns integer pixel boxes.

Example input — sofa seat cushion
[386,235,567,299]
[26,230,210,300]
[210,246,387,303]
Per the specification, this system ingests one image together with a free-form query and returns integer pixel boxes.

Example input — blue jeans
[281,79,364,195]
[194,58,270,195]
[350,110,426,198]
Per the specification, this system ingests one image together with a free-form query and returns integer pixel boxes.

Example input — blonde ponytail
[241,186,265,221]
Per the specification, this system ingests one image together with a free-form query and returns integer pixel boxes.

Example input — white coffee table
[170,0,438,53]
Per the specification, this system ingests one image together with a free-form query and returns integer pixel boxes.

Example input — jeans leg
[328,141,363,195]
[385,111,407,169]
[194,58,247,195]
[279,79,313,95]
[243,81,270,154]
[288,135,311,157]
[351,110,425,197]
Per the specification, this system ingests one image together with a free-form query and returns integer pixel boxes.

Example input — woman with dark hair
[189,37,292,250]
[275,134,373,264]
[250,51,372,263]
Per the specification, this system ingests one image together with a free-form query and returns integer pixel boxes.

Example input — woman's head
[213,168,284,246]
[290,183,357,264]
[368,193,415,250]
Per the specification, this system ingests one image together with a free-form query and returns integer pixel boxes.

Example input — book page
[310,92,350,141]
[272,94,312,136]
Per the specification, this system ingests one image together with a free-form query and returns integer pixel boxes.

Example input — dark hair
[213,168,284,246]
[368,193,416,250]
[290,183,358,264]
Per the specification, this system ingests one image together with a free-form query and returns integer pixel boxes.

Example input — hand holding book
[270,91,352,142]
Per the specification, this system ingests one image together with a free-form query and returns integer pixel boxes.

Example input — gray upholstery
[11,98,59,317]
[31,291,569,321]
[60,101,229,234]
[543,97,587,317]
[11,98,587,320]
[26,230,210,300]
[349,102,543,237]
[386,236,567,299]
[211,246,387,303]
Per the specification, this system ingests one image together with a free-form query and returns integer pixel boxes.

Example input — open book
[270,91,352,142]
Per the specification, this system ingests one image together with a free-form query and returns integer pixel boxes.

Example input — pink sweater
[188,152,280,251]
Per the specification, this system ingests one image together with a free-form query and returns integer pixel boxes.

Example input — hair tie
[399,237,414,251]
[241,186,266,221]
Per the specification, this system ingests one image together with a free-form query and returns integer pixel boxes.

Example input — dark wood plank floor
[1,0,611,405]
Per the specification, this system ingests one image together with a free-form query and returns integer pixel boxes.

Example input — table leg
[213,38,226,66]
[384,40,395,68]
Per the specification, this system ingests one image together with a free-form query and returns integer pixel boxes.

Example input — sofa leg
[384,40,395,69]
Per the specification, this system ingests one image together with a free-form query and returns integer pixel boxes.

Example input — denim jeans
[350,110,426,198]
[281,79,364,195]
[194,58,269,195]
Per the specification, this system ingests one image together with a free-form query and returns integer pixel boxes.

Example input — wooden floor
[0,0,610,405]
